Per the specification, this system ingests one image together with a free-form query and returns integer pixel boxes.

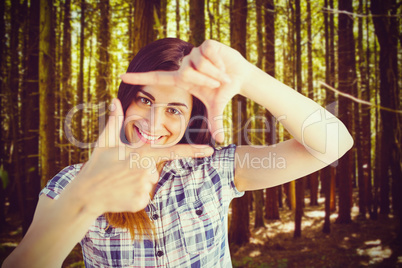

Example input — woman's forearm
[2,185,97,268]
[241,63,353,161]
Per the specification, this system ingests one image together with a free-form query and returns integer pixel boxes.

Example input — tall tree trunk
[21,0,40,234]
[263,0,280,220]
[189,0,205,46]
[228,0,250,247]
[371,0,401,241]
[96,0,110,104]
[39,0,57,186]
[175,0,180,38]
[294,0,304,238]
[252,0,265,229]
[60,0,72,168]
[9,0,24,220]
[75,0,85,163]
[133,0,157,56]
[0,0,6,229]
[356,0,371,218]
[336,0,356,224]
[306,0,319,207]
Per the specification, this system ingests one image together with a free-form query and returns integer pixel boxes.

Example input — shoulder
[40,163,84,200]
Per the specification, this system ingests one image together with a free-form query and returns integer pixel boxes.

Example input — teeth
[138,128,161,141]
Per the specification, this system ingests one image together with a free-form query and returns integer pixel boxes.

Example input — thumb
[208,106,225,144]
[96,98,124,148]
[150,144,214,161]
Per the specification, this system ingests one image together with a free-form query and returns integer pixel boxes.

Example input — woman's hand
[69,98,214,217]
[120,40,252,143]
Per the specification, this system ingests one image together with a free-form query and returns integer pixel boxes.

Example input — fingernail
[119,74,125,80]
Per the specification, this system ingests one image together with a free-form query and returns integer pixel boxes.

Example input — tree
[371,0,401,241]
[336,0,356,224]
[75,0,86,163]
[21,0,40,234]
[0,0,5,229]
[228,0,250,247]
[133,0,158,56]
[60,0,72,168]
[306,0,319,207]
[39,0,57,187]
[294,0,304,238]
[252,0,265,229]
[263,0,280,221]
[189,0,205,46]
[96,0,111,104]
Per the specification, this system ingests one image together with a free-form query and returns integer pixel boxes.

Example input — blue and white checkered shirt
[40,144,244,267]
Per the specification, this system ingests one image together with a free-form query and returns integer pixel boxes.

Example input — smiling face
[124,85,193,147]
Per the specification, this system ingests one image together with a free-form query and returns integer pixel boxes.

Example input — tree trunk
[228,0,250,247]
[60,0,72,168]
[75,0,85,163]
[336,0,356,224]
[306,0,319,207]
[371,0,401,241]
[133,0,157,56]
[96,0,111,104]
[262,0,280,220]
[39,0,57,186]
[7,0,25,227]
[294,0,304,238]
[0,0,6,229]
[21,0,40,234]
[175,0,180,38]
[265,187,279,220]
[189,0,205,46]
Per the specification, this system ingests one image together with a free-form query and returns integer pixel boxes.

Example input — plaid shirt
[40,144,244,267]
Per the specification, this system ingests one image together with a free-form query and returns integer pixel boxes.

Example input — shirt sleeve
[210,144,244,199]
[39,164,83,200]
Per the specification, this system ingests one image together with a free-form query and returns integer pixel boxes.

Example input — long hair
[106,38,213,240]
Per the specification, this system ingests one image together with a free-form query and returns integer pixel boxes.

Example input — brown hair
[106,38,214,239]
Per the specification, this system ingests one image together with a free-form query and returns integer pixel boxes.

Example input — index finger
[120,71,177,86]
[149,144,214,160]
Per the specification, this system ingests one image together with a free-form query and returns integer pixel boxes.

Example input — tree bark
[0,0,6,229]
[133,0,157,56]
[39,0,57,186]
[371,0,401,241]
[228,0,250,247]
[21,0,40,234]
[189,0,205,46]
[60,0,72,168]
[96,0,111,104]
[175,0,180,38]
[336,0,356,224]
[294,0,304,238]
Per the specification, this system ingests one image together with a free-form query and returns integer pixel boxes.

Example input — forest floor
[1,195,401,268]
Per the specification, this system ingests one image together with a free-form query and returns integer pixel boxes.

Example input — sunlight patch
[356,243,392,265]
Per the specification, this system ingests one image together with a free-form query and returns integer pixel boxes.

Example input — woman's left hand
[120,40,252,143]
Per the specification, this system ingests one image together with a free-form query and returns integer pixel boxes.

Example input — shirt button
[196,209,203,216]
[156,250,164,257]
[152,214,159,220]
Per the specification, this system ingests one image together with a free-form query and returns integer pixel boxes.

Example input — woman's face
[124,85,193,148]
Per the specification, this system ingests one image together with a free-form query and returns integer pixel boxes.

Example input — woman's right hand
[67,98,214,217]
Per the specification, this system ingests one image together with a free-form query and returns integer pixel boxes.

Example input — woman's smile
[135,125,164,144]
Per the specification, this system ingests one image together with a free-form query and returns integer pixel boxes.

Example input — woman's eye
[139,97,151,106]
[167,107,181,115]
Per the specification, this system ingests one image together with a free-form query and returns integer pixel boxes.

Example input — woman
[3,38,353,268]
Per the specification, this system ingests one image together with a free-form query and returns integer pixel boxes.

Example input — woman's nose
[147,106,167,134]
